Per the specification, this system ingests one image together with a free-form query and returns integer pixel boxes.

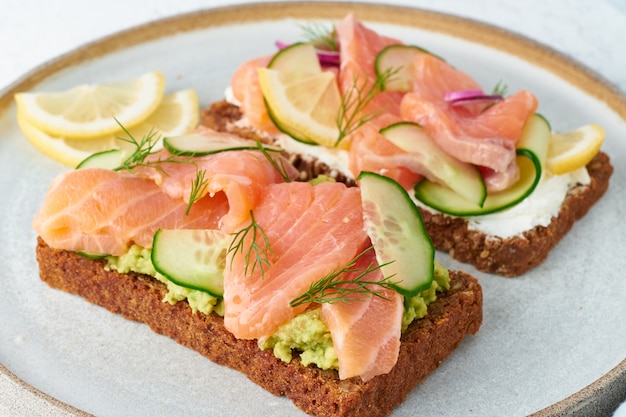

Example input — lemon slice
[17,89,199,168]
[258,68,342,148]
[547,123,605,175]
[17,111,118,167]
[119,88,199,141]
[14,71,165,139]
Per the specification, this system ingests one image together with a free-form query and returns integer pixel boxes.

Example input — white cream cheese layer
[466,168,590,238]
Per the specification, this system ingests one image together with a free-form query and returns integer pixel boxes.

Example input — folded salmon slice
[347,113,424,189]
[135,146,294,232]
[320,244,403,382]
[33,148,292,255]
[223,181,370,340]
[401,54,539,191]
[229,55,280,134]
[32,168,227,256]
[335,13,404,120]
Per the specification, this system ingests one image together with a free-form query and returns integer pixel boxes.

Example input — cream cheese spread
[466,167,590,238]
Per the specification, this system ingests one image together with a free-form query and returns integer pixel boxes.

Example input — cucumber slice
[358,171,434,297]
[164,132,283,157]
[414,113,550,216]
[151,229,229,297]
[380,122,486,207]
[268,42,322,75]
[375,44,440,92]
[76,148,124,170]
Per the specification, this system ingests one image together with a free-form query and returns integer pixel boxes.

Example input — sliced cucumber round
[358,171,434,297]
[268,42,322,75]
[414,113,550,216]
[374,44,441,92]
[151,229,229,297]
[164,132,283,157]
[76,148,124,170]
[380,121,486,207]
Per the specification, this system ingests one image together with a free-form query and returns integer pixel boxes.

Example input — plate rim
[1,2,625,416]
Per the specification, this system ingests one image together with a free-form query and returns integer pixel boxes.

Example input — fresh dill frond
[186,168,209,215]
[111,119,210,215]
[256,139,292,182]
[228,210,274,279]
[113,123,163,173]
[491,80,508,97]
[335,67,400,146]
[299,22,338,51]
[289,246,399,307]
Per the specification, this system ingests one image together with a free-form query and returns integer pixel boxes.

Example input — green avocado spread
[261,262,450,369]
[105,245,224,316]
[105,246,449,371]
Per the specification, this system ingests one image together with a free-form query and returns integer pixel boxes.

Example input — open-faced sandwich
[31,127,482,416]
[201,14,613,276]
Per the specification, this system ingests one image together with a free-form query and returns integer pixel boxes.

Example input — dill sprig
[113,124,164,173]
[113,120,186,174]
[299,22,338,51]
[256,139,292,182]
[112,119,210,214]
[186,168,209,215]
[228,210,274,279]
[335,67,399,146]
[491,80,508,97]
[290,247,399,307]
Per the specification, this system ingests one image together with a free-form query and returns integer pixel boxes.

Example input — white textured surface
[1,1,625,416]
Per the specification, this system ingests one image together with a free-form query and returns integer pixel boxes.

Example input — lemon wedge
[546,123,605,175]
[258,68,342,148]
[17,89,199,168]
[15,71,166,139]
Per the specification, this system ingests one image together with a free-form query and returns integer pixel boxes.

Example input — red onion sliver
[443,90,485,101]
[449,95,504,107]
[316,50,340,66]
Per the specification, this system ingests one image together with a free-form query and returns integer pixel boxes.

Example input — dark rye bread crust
[36,238,482,417]
[420,151,612,276]
[201,100,614,276]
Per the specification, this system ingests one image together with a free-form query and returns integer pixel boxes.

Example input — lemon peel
[547,124,605,175]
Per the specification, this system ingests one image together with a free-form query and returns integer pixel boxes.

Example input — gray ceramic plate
[1,3,625,416]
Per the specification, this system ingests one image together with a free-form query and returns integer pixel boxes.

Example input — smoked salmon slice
[347,113,424,189]
[401,54,538,190]
[32,168,227,256]
[335,13,404,119]
[230,55,280,134]
[33,147,293,255]
[223,181,370,340]
[320,243,403,382]
[135,147,295,233]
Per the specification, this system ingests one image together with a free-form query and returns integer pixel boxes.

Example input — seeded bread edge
[36,238,482,417]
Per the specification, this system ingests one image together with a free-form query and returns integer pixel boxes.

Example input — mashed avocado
[105,245,223,316]
[105,245,450,370]
[260,261,451,370]
[401,260,450,331]
[260,309,338,370]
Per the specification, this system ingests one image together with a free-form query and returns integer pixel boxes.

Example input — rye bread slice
[200,100,614,276]
[36,238,482,417]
